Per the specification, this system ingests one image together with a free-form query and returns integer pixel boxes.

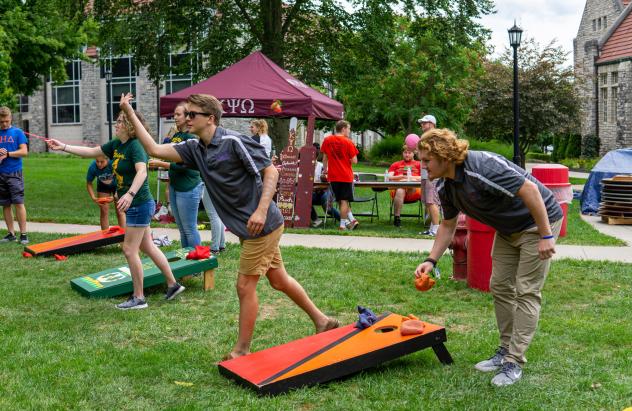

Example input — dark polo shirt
[173,126,283,240]
[437,150,563,236]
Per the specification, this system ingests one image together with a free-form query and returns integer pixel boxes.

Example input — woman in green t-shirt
[47,109,185,310]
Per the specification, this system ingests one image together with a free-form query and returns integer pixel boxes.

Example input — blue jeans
[201,184,225,251]
[169,182,203,248]
[125,200,155,227]
[311,189,340,221]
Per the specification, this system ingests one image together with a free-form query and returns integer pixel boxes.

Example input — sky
[477,0,587,66]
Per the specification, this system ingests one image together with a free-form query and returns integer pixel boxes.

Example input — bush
[565,134,582,158]
[368,135,405,163]
[466,139,513,161]
[582,134,600,158]
[355,144,366,162]
[559,157,599,171]
[526,152,551,162]
[553,134,568,162]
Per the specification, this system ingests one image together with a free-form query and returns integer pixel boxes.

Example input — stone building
[574,0,632,154]
[15,48,379,154]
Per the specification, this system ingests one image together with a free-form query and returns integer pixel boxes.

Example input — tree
[331,8,489,135]
[0,0,93,107]
[465,39,581,167]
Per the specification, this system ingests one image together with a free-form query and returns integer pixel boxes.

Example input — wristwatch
[127,191,136,197]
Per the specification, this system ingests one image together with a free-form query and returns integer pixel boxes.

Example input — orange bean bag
[414,273,436,292]
[400,319,425,335]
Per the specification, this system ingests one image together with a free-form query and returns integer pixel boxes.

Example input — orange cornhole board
[24,227,125,257]
[218,312,453,395]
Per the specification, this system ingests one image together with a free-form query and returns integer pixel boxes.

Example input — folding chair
[350,173,380,222]
[389,184,424,223]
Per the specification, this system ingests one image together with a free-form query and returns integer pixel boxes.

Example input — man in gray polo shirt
[119,93,339,360]
[414,128,563,387]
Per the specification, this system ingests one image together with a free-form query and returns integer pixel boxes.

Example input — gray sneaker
[19,233,29,245]
[491,361,523,386]
[474,346,508,372]
[1,233,16,243]
[165,283,185,300]
[116,296,148,310]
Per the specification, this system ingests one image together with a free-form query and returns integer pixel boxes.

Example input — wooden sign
[219,312,453,395]
[277,117,299,227]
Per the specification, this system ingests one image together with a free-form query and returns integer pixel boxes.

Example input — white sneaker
[475,347,508,372]
[311,219,323,228]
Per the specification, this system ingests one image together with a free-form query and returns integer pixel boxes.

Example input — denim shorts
[125,200,155,227]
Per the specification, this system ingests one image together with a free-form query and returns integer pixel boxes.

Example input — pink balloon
[405,134,420,150]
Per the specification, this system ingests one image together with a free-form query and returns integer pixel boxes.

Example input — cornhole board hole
[24,227,126,257]
[218,312,453,396]
[70,247,218,298]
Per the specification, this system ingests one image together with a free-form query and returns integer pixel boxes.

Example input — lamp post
[104,67,113,141]
[508,21,523,166]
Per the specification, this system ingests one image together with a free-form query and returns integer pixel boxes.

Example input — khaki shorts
[238,224,285,276]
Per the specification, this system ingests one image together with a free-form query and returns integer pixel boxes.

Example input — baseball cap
[417,114,437,125]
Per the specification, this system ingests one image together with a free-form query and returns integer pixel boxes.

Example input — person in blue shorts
[0,106,29,245]
[86,155,126,230]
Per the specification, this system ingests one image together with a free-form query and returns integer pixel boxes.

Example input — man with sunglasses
[119,93,339,360]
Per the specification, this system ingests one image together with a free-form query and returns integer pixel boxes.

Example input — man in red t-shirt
[388,145,422,227]
[320,120,359,230]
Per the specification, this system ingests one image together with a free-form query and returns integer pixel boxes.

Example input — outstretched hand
[119,93,134,111]
[46,138,65,151]
[414,261,434,278]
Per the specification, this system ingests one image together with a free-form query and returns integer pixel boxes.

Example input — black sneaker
[19,233,29,245]
[165,282,185,300]
[393,216,401,228]
[1,233,16,243]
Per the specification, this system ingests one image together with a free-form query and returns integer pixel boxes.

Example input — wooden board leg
[203,269,215,291]
[432,343,454,365]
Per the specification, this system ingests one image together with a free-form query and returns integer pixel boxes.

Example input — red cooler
[530,164,572,237]
[466,217,496,292]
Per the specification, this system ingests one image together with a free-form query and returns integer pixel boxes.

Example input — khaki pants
[489,219,563,365]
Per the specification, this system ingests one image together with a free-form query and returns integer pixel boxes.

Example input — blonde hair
[0,106,11,117]
[186,94,222,126]
[251,119,268,135]
[418,128,469,164]
[118,110,149,139]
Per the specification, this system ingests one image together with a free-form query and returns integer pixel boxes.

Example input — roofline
[599,1,632,48]
[595,56,632,66]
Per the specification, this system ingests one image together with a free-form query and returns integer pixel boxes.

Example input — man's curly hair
[417,128,469,164]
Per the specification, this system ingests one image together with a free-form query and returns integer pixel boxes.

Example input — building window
[604,16,607,28]
[611,86,618,123]
[600,73,608,86]
[52,61,81,124]
[601,87,608,122]
[165,52,197,95]
[592,19,596,31]
[18,96,28,113]
[611,71,618,84]
[598,18,602,30]
[102,56,137,122]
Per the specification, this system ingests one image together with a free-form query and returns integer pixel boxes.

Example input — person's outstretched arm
[119,93,182,163]
[47,139,104,158]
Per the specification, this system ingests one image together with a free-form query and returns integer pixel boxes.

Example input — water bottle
[384,169,389,182]
[406,167,412,182]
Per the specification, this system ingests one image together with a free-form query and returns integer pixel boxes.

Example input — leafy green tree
[465,39,581,167]
[330,1,491,135]
[0,0,93,106]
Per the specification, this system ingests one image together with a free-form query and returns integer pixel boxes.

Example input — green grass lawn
[15,155,623,246]
[1,233,631,409]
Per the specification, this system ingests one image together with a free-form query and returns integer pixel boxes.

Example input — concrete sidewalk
[24,217,632,263]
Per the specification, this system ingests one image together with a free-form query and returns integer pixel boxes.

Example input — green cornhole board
[70,247,219,298]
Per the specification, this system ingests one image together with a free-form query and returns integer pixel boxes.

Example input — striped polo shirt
[437,151,563,235]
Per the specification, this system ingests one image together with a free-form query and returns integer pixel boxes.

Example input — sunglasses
[184,110,212,119]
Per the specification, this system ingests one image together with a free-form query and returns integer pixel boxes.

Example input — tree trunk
[269,117,290,155]
[260,0,284,67]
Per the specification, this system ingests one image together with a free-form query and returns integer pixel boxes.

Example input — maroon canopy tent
[159,51,344,120]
